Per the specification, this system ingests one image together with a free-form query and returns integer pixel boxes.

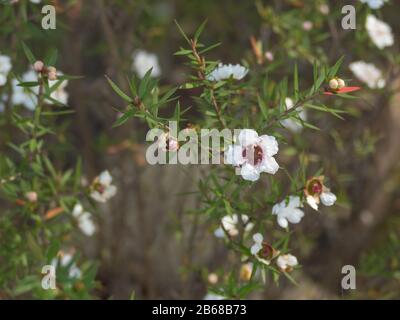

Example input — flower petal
[252,233,263,243]
[238,129,259,147]
[260,156,279,175]
[240,163,260,181]
[320,191,337,206]
[306,195,319,211]
[277,216,288,228]
[259,135,278,156]
[224,145,244,166]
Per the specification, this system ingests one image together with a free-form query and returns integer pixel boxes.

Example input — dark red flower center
[310,181,322,195]
[242,145,263,166]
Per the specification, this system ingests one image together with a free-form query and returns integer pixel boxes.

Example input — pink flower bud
[302,21,313,31]
[25,191,38,203]
[33,60,44,72]
[264,51,274,62]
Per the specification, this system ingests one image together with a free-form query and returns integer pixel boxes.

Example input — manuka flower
[277,254,298,272]
[366,14,394,49]
[349,61,385,89]
[0,55,12,86]
[51,252,82,279]
[360,0,387,10]
[272,196,304,228]
[207,63,248,81]
[132,50,161,78]
[214,214,253,238]
[11,70,38,110]
[250,233,279,265]
[72,203,96,236]
[90,170,117,203]
[281,97,306,132]
[304,176,337,211]
[225,129,279,182]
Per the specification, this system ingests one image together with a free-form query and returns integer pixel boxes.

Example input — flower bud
[337,78,345,89]
[25,191,38,203]
[48,71,57,81]
[240,263,253,281]
[33,60,44,72]
[265,51,274,62]
[329,78,339,90]
[207,273,218,284]
[47,66,57,80]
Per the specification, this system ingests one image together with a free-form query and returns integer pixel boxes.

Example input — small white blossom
[72,203,96,236]
[349,61,385,89]
[90,170,117,203]
[360,0,386,9]
[250,233,263,255]
[207,63,248,82]
[277,254,298,272]
[204,293,226,300]
[0,55,12,86]
[272,196,304,229]
[132,50,161,78]
[11,70,38,110]
[225,129,279,181]
[214,214,253,238]
[281,98,306,132]
[51,253,82,279]
[366,14,394,49]
[304,176,337,211]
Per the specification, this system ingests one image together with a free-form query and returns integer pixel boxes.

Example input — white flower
[90,170,117,203]
[214,214,253,238]
[272,196,304,229]
[51,253,82,279]
[132,50,161,78]
[349,61,386,89]
[48,75,69,105]
[30,0,42,3]
[11,70,38,110]
[0,55,12,86]
[225,129,279,181]
[204,293,226,300]
[207,63,248,82]
[72,203,96,236]
[366,14,394,49]
[250,233,263,255]
[360,0,386,9]
[281,98,306,132]
[320,191,337,206]
[277,254,298,272]
[304,176,337,211]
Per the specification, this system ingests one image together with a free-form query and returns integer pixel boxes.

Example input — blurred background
[1,0,400,299]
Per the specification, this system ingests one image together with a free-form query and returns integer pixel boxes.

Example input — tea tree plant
[107,22,360,298]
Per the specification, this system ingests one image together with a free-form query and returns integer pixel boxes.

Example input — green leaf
[293,63,299,100]
[17,81,39,87]
[105,76,132,103]
[257,95,268,120]
[21,42,36,64]
[45,48,58,66]
[174,20,191,45]
[138,68,153,99]
[328,56,344,79]
[112,108,136,128]
[194,19,208,41]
